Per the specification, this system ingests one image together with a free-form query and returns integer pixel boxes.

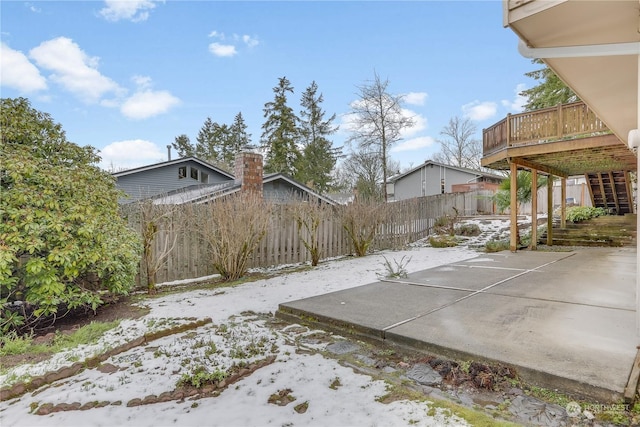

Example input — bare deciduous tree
[347,72,415,201]
[433,116,482,170]
[338,150,384,201]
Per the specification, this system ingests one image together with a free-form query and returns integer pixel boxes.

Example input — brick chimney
[234,150,263,196]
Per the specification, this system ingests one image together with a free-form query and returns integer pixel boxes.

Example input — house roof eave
[112,156,235,180]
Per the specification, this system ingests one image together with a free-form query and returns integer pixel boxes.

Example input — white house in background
[387,160,504,202]
[113,152,336,205]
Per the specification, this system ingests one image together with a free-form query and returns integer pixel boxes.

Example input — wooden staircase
[585,171,634,215]
[539,214,637,247]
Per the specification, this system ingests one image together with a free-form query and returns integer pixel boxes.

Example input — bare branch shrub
[433,207,459,236]
[340,199,387,257]
[129,200,182,294]
[194,193,271,281]
[293,199,332,266]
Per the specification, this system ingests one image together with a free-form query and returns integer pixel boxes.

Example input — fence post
[506,113,512,147]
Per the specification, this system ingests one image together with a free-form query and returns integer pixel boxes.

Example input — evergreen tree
[172,134,194,158]
[520,59,579,111]
[261,76,301,176]
[298,81,340,193]
[195,117,225,162]
[226,112,252,167]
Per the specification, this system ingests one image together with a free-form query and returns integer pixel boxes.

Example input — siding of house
[393,164,486,201]
[116,159,231,203]
[264,179,307,202]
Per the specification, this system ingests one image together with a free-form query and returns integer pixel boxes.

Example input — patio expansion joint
[381,253,577,332]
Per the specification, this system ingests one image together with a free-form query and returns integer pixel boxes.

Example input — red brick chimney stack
[234,149,263,196]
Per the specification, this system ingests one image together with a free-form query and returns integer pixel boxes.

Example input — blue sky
[1,1,534,171]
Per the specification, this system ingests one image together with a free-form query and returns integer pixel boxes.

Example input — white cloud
[132,74,153,89]
[404,92,428,106]
[242,35,259,48]
[209,42,237,57]
[501,83,527,112]
[26,3,41,13]
[400,108,427,138]
[0,42,47,93]
[120,89,180,119]
[29,37,122,103]
[208,30,258,56]
[99,0,158,22]
[99,139,165,170]
[391,136,435,153]
[462,100,498,121]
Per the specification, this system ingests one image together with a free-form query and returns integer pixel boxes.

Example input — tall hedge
[0,98,141,333]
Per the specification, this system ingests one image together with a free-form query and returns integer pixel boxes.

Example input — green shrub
[1,98,142,334]
[177,366,227,388]
[455,223,481,237]
[565,206,607,223]
[485,240,510,253]
[429,235,458,248]
[378,256,412,279]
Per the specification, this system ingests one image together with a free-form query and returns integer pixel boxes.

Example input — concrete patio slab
[278,281,471,335]
[278,247,637,401]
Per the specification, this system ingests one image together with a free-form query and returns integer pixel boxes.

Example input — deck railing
[483,101,610,155]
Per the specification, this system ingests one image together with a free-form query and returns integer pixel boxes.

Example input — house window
[200,171,208,183]
[178,166,187,179]
[190,167,199,180]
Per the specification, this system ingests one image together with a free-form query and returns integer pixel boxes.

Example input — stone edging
[33,355,277,415]
[0,318,213,402]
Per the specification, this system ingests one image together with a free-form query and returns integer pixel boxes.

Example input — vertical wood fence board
[130,190,495,285]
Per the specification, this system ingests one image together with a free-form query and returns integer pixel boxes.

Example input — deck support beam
[510,162,518,252]
[511,158,567,179]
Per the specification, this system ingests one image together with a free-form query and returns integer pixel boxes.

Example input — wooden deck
[482,101,637,177]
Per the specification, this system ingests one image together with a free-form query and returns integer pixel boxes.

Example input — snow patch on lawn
[1,227,505,426]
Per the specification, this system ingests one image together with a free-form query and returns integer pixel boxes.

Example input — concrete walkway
[278,247,637,401]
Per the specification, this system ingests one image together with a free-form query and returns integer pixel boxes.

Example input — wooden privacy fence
[130,190,495,286]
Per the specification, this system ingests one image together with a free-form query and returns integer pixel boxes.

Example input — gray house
[387,160,503,202]
[113,157,234,203]
[114,153,336,205]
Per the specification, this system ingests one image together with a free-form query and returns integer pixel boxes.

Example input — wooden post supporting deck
[510,162,518,252]
[547,177,554,246]
[561,177,567,229]
[531,169,538,250]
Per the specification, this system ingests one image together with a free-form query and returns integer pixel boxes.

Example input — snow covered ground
[0,218,516,427]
